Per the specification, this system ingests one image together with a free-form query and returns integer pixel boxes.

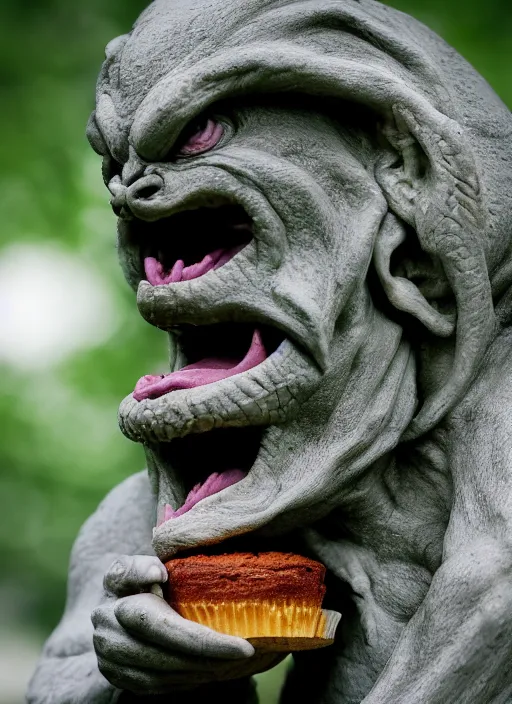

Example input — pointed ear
[373,212,455,337]
[373,103,494,439]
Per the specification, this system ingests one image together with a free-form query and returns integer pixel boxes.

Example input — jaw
[140,305,417,563]
[118,295,416,563]
[145,424,294,561]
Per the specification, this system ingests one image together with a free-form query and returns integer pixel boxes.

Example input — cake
[164,552,340,650]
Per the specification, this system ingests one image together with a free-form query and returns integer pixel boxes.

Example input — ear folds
[374,109,455,336]
[373,102,494,438]
[373,212,455,337]
[374,114,424,227]
[373,107,463,338]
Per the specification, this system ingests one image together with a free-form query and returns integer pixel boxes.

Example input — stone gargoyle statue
[27,0,512,702]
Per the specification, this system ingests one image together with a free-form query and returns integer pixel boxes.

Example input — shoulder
[74,470,155,564]
[38,472,156,657]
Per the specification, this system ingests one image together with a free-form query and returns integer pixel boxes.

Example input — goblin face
[89,0,504,559]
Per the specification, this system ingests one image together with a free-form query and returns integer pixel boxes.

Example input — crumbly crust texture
[164,552,326,605]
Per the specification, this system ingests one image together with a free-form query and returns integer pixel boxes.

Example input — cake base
[248,635,334,652]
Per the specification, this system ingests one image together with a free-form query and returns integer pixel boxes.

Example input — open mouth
[155,425,263,525]
[131,203,253,285]
[134,322,286,401]
[118,191,325,537]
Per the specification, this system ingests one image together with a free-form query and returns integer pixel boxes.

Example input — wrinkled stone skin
[27,1,512,702]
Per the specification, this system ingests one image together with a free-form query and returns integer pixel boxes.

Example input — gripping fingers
[92,601,219,690]
[93,625,215,673]
[103,555,167,596]
[114,593,255,659]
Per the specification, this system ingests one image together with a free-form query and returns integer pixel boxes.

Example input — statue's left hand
[29,474,279,703]
[92,554,285,695]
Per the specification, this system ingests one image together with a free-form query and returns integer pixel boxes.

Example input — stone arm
[362,404,512,704]
[26,472,152,704]
[26,471,258,704]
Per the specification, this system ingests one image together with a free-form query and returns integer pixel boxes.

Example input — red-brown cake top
[164,552,326,606]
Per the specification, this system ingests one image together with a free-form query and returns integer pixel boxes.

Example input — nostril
[127,174,165,207]
[134,184,161,200]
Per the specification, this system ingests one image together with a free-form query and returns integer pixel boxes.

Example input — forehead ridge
[114,0,280,118]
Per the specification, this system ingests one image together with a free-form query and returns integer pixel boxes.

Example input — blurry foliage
[0,0,510,661]
[0,0,156,634]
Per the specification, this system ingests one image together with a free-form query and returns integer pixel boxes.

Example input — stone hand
[91,554,280,695]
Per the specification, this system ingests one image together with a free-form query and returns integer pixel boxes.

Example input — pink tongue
[144,244,246,286]
[134,329,266,401]
[159,469,246,524]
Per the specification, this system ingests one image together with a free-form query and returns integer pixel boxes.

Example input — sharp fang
[164,504,175,521]
[169,259,184,283]
[156,503,166,527]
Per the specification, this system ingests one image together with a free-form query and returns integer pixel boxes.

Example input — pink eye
[177,118,224,157]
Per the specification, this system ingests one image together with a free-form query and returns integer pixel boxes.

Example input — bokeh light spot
[0,242,119,370]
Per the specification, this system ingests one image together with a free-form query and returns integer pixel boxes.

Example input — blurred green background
[0,0,510,701]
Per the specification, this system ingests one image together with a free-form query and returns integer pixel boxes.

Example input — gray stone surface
[27,0,512,702]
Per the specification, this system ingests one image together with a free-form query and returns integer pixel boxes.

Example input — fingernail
[239,641,255,658]
[148,566,165,583]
